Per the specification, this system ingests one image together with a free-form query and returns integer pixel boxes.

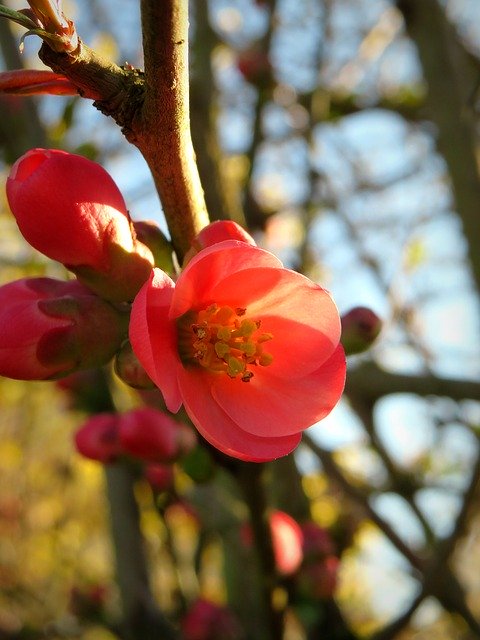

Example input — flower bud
[241,510,304,576]
[114,340,156,389]
[0,278,128,381]
[133,220,174,273]
[341,306,382,355]
[7,149,154,302]
[118,407,196,462]
[270,510,304,576]
[144,463,175,491]
[74,413,121,463]
[297,555,340,600]
[183,220,256,265]
[181,599,242,640]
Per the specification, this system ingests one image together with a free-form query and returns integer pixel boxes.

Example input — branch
[397,0,480,294]
[36,1,209,261]
[346,362,480,403]
[138,0,209,259]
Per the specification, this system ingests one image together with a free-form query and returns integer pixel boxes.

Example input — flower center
[177,304,274,381]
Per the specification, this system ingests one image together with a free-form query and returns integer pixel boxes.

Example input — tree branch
[346,362,480,403]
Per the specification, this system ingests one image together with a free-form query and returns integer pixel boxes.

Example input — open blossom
[6,149,154,302]
[130,239,346,462]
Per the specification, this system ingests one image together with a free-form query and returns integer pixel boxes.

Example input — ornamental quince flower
[0,277,128,381]
[6,149,154,302]
[130,240,346,462]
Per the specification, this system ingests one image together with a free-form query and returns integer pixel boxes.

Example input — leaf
[0,5,37,30]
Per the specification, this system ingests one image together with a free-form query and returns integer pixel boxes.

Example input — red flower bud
[341,306,382,355]
[7,149,154,302]
[118,407,195,462]
[241,510,304,576]
[270,510,304,575]
[183,220,256,266]
[237,49,271,84]
[300,521,336,560]
[181,599,242,640]
[0,278,128,381]
[298,555,340,600]
[114,340,156,390]
[144,463,175,491]
[74,413,121,463]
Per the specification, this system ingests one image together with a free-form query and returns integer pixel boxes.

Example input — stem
[238,462,284,640]
[105,463,178,640]
[138,0,209,260]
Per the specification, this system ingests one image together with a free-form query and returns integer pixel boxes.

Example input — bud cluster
[74,407,197,491]
[1,148,172,381]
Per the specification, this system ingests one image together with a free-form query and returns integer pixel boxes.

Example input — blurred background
[0,0,480,638]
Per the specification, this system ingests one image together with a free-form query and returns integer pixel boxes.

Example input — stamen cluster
[181,304,273,381]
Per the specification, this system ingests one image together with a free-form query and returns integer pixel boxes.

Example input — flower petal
[130,269,182,412]
[212,345,346,437]
[178,367,302,462]
[209,267,341,377]
[171,241,283,319]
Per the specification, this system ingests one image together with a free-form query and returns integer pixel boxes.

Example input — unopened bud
[74,413,121,463]
[145,463,175,491]
[341,306,382,355]
[7,149,154,302]
[0,278,128,381]
[114,340,156,389]
[184,220,256,266]
[133,220,174,274]
[118,407,196,462]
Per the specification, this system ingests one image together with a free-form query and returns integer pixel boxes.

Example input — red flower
[130,240,345,462]
[6,149,153,302]
[0,277,127,380]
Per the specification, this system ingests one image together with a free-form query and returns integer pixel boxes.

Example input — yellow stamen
[177,304,274,380]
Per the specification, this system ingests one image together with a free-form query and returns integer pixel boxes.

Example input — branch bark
[38,0,209,261]
[346,362,480,403]
[397,0,480,294]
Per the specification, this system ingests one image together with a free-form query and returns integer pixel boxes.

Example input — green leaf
[0,6,37,30]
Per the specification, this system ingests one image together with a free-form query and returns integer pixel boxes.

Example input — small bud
[74,413,121,463]
[133,220,175,273]
[270,510,304,576]
[301,521,336,560]
[145,463,175,491]
[184,220,256,265]
[7,149,154,302]
[118,407,194,462]
[114,340,156,389]
[25,0,79,53]
[297,555,340,600]
[181,599,242,640]
[0,278,128,381]
[340,306,382,355]
[242,510,304,576]
[237,48,271,84]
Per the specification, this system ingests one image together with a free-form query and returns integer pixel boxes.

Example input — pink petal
[129,269,182,412]
[178,367,302,462]
[171,241,283,319]
[209,267,341,377]
[211,345,346,437]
